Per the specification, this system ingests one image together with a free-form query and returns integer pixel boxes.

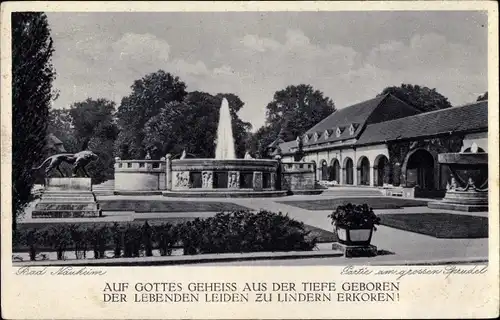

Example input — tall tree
[477,91,488,101]
[143,92,251,159]
[264,84,336,142]
[247,84,335,158]
[379,84,452,112]
[47,109,77,153]
[12,12,55,231]
[68,98,119,183]
[115,70,187,159]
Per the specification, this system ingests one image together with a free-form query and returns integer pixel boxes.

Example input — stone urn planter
[335,225,373,246]
[328,203,380,246]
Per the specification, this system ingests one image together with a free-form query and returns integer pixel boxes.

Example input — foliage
[18,228,42,261]
[328,203,380,230]
[248,84,335,158]
[70,98,119,183]
[180,210,317,254]
[265,84,336,142]
[87,224,110,259]
[12,12,56,231]
[68,224,89,259]
[477,91,488,101]
[41,226,72,260]
[115,70,188,159]
[247,126,276,159]
[152,223,178,256]
[123,224,143,257]
[13,209,317,261]
[47,109,77,152]
[379,84,452,112]
[143,92,252,159]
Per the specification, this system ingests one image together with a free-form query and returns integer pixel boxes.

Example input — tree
[265,84,336,142]
[115,70,187,159]
[68,98,119,183]
[12,12,55,231]
[47,109,78,153]
[248,84,335,157]
[379,84,452,112]
[477,91,488,101]
[143,92,252,159]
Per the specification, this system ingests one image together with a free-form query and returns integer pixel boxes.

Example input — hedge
[13,210,317,261]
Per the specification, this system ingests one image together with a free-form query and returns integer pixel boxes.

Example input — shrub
[87,224,110,259]
[110,222,124,258]
[141,221,153,257]
[68,224,88,259]
[179,210,317,254]
[42,226,72,260]
[328,203,380,230]
[19,228,41,261]
[152,223,178,256]
[123,224,142,257]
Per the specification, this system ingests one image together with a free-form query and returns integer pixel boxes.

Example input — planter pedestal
[332,226,377,258]
[332,242,377,258]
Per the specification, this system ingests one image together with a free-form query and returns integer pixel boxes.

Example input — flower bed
[13,210,317,261]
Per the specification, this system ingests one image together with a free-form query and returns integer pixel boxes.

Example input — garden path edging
[13,249,344,266]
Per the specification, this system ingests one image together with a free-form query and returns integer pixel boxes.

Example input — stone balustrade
[114,158,167,191]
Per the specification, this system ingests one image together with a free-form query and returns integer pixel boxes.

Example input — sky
[46,11,488,131]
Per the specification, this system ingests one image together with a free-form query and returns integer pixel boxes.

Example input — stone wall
[114,159,166,191]
[281,162,315,190]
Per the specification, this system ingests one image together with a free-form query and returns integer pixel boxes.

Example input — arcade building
[272,94,488,198]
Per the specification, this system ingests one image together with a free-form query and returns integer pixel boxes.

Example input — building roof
[356,100,488,145]
[277,93,421,154]
[47,133,63,145]
[46,133,66,152]
[300,93,420,146]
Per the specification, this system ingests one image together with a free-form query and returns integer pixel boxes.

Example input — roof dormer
[324,129,329,139]
[304,134,310,143]
[313,132,319,141]
[349,124,355,135]
[335,127,342,137]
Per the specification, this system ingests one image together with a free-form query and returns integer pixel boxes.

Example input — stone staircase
[31,178,102,218]
[92,179,115,196]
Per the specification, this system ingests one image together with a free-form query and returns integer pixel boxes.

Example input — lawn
[378,213,488,238]
[99,200,250,212]
[278,197,428,210]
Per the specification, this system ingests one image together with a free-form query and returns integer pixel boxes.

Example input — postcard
[1,1,498,319]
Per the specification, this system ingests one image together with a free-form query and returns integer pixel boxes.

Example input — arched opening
[320,160,328,181]
[343,157,354,185]
[329,159,340,183]
[357,156,370,186]
[374,155,389,187]
[405,149,435,189]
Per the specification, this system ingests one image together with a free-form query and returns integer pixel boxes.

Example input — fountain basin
[165,158,284,197]
[428,152,488,212]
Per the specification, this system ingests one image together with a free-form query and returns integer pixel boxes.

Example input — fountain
[215,98,236,160]
[428,143,488,212]
[161,98,288,197]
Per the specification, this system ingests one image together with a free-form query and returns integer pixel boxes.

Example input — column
[369,166,375,187]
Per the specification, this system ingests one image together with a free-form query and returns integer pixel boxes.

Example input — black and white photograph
[1,1,498,319]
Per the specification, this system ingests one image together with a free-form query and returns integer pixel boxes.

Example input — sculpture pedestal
[429,189,488,212]
[32,178,101,218]
[332,242,377,258]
